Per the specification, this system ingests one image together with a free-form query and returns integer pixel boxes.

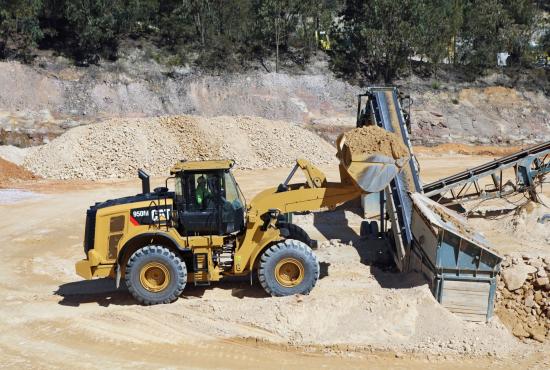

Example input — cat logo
[129,206,172,226]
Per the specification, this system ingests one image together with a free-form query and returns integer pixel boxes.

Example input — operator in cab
[196,175,210,208]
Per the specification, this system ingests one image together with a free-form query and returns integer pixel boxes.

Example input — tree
[115,0,160,37]
[61,0,123,64]
[258,0,300,72]
[413,0,456,72]
[0,0,43,59]
[459,0,510,69]
[329,0,417,83]
[500,0,537,66]
[541,31,550,53]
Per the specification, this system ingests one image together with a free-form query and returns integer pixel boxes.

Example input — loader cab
[171,160,245,236]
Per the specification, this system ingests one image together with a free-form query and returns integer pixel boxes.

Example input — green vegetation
[0,0,42,61]
[0,0,547,82]
[330,0,546,83]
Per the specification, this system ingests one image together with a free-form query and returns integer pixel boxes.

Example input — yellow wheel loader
[75,132,409,304]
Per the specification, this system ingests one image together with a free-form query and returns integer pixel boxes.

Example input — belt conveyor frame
[423,141,550,205]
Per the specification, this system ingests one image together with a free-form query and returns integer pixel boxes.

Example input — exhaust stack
[138,169,150,194]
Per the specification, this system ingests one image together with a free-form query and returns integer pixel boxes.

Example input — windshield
[223,171,245,210]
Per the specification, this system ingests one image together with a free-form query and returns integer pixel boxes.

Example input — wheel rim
[274,258,304,287]
[139,262,170,292]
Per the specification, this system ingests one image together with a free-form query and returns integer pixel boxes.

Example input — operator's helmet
[197,175,206,186]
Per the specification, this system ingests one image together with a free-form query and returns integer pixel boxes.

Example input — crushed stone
[496,254,550,343]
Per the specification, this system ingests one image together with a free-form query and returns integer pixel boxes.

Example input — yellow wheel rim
[274,258,304,288]
[139,262,170,292]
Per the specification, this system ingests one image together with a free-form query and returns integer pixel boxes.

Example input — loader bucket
[336,130,410,193]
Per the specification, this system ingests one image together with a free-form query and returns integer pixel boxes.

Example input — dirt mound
[342,125,409,160]
[23,115,337,180]
[173,239,521,356]
[0,157,37,187]
[496,254,550,343]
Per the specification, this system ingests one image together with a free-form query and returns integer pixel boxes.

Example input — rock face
[408,84,550,146]
[1,56,549,148]
[496,254,550,343]
[0,59,360,147]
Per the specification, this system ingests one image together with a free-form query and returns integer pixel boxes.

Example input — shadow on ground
[55,278,135,307]
[312,201,361,242]
[313,202,428,290]
[56,266,334,305]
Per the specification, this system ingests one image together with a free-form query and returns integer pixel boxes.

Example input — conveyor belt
[423,141,550,199]
[357,87,422,270]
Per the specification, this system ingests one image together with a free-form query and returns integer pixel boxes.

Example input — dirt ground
[0,154,549,369]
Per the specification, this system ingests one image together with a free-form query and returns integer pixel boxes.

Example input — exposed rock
[1,59,550,148]
[497,255,550,343]
[502,264,537,291]
[535,277,550,287]
[526,326,546,343]
[512,323,530,338]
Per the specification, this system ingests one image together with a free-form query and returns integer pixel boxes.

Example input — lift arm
[232,158,405,273]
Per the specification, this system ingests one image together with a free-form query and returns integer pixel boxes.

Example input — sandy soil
[342,125,409,160]
[0,157,38,188]
[1,155,549,369]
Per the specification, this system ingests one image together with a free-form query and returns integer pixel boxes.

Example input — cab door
[177,171,223,235]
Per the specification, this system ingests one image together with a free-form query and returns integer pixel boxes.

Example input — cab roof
[170,159,234,174]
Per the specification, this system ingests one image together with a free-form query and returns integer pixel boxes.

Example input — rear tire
[258,239,319,297]
[125,245,187,305]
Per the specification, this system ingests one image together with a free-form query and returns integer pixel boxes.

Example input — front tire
[125,245,187,305]
[258,239,319,297]
[279,222,317,249]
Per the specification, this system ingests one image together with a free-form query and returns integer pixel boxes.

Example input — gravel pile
[496,253,550,343]
[23,115,337,180]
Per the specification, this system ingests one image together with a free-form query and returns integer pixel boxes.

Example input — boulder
[526,325,547,343]
[512,323,530,338]
[535,277,550,287]
[535,291,544,304]
[529,259,544,269]
[502,264,537,291]
[525,294,535,308]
